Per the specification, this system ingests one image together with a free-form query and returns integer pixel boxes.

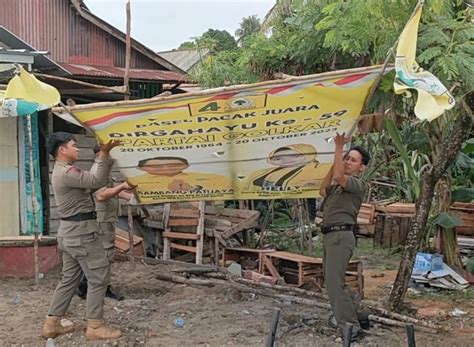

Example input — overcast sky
[84,0,274,52]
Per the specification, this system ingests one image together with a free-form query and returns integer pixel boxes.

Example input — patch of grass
[352,238,401,270]
[407,286,474,302]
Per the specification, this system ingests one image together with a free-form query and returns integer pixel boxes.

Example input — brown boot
[41,316,74,338]
[85,319,122,340]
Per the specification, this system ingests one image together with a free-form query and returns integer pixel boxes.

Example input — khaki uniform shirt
[90,160,119,223]
[322,176,367,227]
[52,157,113,237]
[95,190,119,223]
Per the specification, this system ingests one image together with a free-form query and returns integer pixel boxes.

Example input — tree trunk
[388,105,472,312]
[436,178,463,269]
[387,175,435,311]
[440,228,463,269]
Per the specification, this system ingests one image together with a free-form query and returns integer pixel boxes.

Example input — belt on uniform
[321,224,355,235]
[61,211,97,222]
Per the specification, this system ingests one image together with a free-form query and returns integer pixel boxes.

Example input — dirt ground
[1,260,473,347]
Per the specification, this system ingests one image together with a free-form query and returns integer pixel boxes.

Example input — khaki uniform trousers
[323,230,361,332]
[98,222,116,263]
[48,232,110,319]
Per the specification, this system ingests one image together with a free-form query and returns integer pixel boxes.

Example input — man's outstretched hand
[99,140,122,156]
[334,132,351,148]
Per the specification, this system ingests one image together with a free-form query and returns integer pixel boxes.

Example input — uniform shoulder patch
[66,166,81,174]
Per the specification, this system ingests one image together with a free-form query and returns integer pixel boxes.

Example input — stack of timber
[357,203,377,236]
[457,237,474,255]
[374,203,415,248]
[450,202,474,237]
[115,227,144,257]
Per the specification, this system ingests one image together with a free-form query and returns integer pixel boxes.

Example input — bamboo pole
[36,74,127,94]
[368,315,437,334]
[124,0,131,101]
[127,206,135,270]
[52,65,387,112]
[27,114,40,285]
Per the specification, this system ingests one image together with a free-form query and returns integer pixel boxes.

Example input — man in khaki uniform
[42,132,122,341]
[77,145,135,300]
[319,133,370,341]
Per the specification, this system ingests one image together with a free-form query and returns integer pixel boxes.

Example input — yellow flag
[5,65,60,106]
[1,65,60,117]
[394,2,455,121]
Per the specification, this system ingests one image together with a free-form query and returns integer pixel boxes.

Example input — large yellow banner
[69,66,386,204]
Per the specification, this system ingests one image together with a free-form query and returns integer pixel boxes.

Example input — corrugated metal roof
[158,49,210,72]
[0,26,69,75]
[59,63,186,82]
[0,0,186,75]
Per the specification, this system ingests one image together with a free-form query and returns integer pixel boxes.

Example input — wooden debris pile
[141,258,443,335]
[223,248,364,298]
[141,202,259,264]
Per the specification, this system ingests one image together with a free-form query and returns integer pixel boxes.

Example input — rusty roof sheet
[59,63,187,82]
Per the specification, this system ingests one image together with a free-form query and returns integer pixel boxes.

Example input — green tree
[310,0,473,310]
[178,41,196,49]
[190,50,258,89]
[192,0,473,311]
[202,29,238,52]
[235,15,261,43]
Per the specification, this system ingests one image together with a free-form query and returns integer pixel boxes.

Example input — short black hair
[93,144,101,154]
[348,146,370,165]
[138,156,189,167]
[47,132,76,157]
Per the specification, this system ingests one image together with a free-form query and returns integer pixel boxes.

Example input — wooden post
[124,0,131,100]
[127,206,135,270]
[195,201,205,265]
[239,200,248,246]
[163,236,170,260]
[213,237,219,265]
[256,200,275,247]
[297,199,305,252]
[265,307,281,347]
[406,323,416,347]
[162,203,171,260]
[302,200,312,253]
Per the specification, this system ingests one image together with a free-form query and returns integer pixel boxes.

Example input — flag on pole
[394,1,455,121]
[0,65,60,117]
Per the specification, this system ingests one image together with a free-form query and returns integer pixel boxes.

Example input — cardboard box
[413,252,443,275]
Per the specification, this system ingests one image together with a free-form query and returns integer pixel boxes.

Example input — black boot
[76,277,88,300]
[106,285,124,301]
